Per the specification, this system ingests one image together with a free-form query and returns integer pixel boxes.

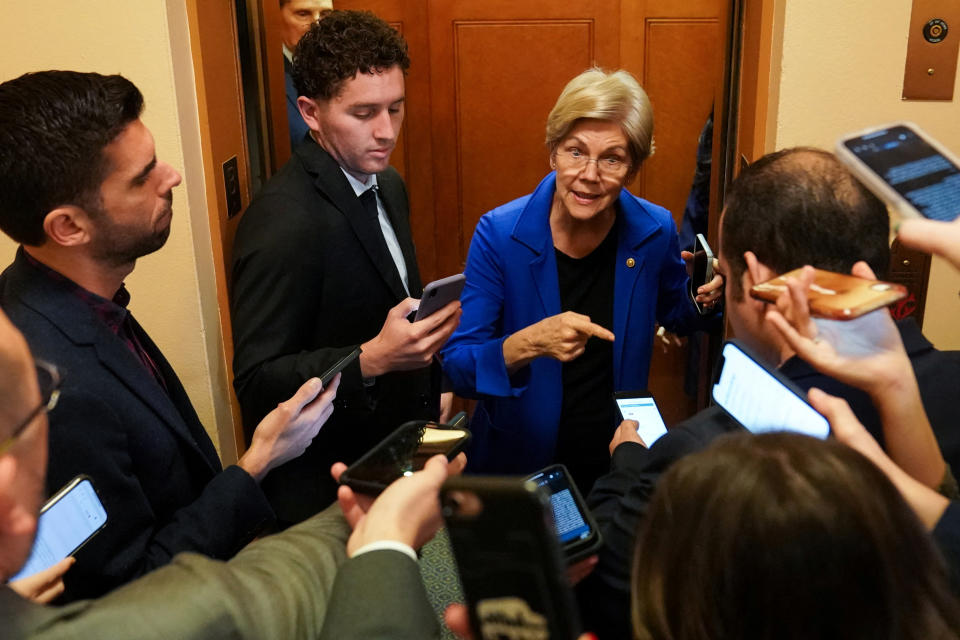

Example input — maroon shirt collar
[23,250,131,336]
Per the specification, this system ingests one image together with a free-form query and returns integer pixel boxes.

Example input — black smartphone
[11,475,108,581]
[612,390,668,446]
[441,476,583,640]
[338,420,471,495]
[525,464,602,563]
[319,347,361,386]
[688,233,715,314]
[409,273,465,322]
[711,340,830,439]
[836,122,960,222]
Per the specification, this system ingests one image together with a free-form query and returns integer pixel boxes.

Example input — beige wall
[769,0,960,349]
[0,1,231,454]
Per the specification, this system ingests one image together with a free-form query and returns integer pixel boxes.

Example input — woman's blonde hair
[545,68,654,166]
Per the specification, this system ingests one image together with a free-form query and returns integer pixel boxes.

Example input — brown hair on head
[632,432,960,640]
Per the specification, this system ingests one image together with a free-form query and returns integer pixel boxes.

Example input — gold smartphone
[750,268,907,320]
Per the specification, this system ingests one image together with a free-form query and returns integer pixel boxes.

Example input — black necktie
[360,186,379,220]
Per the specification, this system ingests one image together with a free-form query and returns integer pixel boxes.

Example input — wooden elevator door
[334,0,724,425]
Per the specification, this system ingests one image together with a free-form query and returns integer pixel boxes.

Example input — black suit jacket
[579,318,960,639]
[231,140,438,523]
[0,250,273,602]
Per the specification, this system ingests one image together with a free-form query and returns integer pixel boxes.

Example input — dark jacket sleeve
[933,501,960,593]
[230,192,368,435]
[577,409,737,639]
[48,390,274,602]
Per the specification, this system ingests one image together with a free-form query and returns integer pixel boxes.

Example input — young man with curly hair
[231,10,461,525]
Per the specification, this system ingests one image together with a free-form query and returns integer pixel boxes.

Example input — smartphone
[612,390,668,446]
[688,233,715,314]
[836,122,960,222]
[525,464,602,563]
[10,475,107,582]
[441,476,582,640]
[712,340,830,439]
[318,347,361,386]
[410,273,465,322]
[751,267,907,320]
[446,410,469,429]
[338,420,471,494]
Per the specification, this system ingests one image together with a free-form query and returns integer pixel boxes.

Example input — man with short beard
[0,70,338,602]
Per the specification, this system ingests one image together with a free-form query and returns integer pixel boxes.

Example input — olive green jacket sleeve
[3,504,350,640]
[319,549,440,640]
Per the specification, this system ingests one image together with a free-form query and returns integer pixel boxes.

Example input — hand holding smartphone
[687,233,715,314]
[751,268,906,320]
[11,475,107,582]
[613,390,668,446]
[441,476,583,640]
[836,122,960,222]
[712,340,830,439]
[338,421,471,495]
[408,273,465,322]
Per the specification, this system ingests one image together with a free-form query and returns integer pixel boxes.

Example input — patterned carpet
[419,527,464,640]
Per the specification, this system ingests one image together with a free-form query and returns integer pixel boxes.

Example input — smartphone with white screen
[836,122,960,221]
[10,475,107,581]
[711,341,830,439]
[525,464,602,563]
[613,390,668,446]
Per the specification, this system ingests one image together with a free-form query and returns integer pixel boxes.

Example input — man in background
[279,0,331,150]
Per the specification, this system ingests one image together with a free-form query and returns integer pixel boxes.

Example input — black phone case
[442,476,583,640]
[339,421,471,495]
[319,347,361,386]
[526,464,603,564]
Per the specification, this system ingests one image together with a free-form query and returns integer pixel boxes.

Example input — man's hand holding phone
[360,297,461,378]
[608,420,644,454]
[331,453,466,556]
[238,374,340,483]
[764,263,946,488]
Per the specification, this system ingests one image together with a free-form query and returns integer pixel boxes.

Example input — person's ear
[297,96,324,132]
[42,206,93,248]
[742,251,776,290]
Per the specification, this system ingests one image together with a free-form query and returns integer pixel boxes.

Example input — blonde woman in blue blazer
[442,69,722,490]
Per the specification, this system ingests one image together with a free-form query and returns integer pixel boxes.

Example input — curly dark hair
[292,10,410,100]
[0,71,143,246]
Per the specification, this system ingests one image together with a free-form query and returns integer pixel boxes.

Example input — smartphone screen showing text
[712,343,829,439]
[844,125,960,221]
[527,468,591,544]
[11,478,107,581]
[615,396,668,446]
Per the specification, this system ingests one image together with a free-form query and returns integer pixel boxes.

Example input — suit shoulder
[621,192,675,227]
[474,193,535,238]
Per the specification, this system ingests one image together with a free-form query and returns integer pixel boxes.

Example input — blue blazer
[442,173,701,473]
